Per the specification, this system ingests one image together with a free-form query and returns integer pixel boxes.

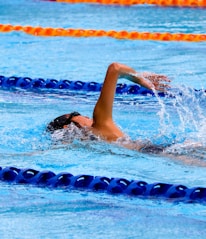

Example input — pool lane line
[0,166,206,204]
[0,24,206,42]
[43,0,206,8]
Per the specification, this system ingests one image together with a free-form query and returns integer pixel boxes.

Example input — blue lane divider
[0,75,166,96]
[0,166,206,203]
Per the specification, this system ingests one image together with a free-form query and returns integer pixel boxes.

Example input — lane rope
[1,75,205,97]
[0,24,206,42]
[45,0,206,8]
[0,75,167,96]
[0,166,206,203]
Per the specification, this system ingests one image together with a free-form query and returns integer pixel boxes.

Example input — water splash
[154,85,206,159]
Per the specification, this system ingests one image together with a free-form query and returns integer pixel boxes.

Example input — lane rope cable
[0,24,206,42]
[0,75,167,96]
[44,0,206,8]
[0,166,206,203]
[1,75,205,97]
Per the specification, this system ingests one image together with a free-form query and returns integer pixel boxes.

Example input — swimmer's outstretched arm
[93,63,170,122]
[92,62,170,140]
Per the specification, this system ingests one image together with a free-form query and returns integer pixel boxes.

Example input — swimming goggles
[64,111,81,126]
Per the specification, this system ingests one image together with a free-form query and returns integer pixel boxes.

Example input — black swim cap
[47,112,81,132]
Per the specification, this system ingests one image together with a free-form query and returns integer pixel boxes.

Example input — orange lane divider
[0,24,206,42]
[50,0,206,8]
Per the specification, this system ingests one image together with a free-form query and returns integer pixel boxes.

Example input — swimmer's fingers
[154,83,171,92]
[150,76,169,83]
[142,72,167,77]
[143,73,171,83]
[140,73,171,91]
[151,75,171,83]
[157,76,171,82]
[151,80,171,91]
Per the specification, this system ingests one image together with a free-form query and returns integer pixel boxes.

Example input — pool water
[0,0,206,238]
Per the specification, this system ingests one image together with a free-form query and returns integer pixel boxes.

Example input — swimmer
[47,62,171,153]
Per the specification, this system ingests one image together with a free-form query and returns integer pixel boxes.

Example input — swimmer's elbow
[107,62,121,74]
[107,62,136,80]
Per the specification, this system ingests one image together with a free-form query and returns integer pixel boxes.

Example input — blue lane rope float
[0,166,206,203]
[0,75,166,96]
[1,75,205,98]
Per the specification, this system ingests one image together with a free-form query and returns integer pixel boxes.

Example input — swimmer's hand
[140,72,171,92]
[129,72,171,92]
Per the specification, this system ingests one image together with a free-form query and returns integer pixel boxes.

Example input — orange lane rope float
[0,24,206,42]
[47,0,206,8]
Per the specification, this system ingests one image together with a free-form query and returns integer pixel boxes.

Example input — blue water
[0,0,206,238]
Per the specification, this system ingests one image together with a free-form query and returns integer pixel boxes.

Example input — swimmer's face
[66,115,93,128]
[47,112,93,132]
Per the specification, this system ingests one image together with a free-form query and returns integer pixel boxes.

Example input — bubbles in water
[50,123,99,144]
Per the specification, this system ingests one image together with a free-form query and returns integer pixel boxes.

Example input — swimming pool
[0,0,206,238]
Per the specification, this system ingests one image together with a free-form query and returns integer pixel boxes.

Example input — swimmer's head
[47,111,93,133]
